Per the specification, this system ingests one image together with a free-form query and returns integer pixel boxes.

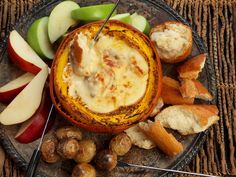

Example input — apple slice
[71,4,116,22]
[110,13,131,24]
[0,72,34,103]
[15,86,55,144]
[0,66,49,125]
[130,13,150,34]
[48,1,80,43]
[7,30,47,75]
[27,17,54,59]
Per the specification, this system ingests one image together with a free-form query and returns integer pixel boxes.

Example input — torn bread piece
[177,53,206,79]
[125,125,156,150]
[139,120,183,156]
[179,79,213,101]
[150,21,192,63]
[161,76,194,105]
[149,97,164,117]
[155,105,219,135]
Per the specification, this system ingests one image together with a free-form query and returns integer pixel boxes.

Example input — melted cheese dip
[63,32,148,113]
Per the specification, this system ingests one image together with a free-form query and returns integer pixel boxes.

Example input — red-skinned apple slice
[0,66,49,125]
[15,86,55,144]
[7,30,47,75]
[0,72,34,103]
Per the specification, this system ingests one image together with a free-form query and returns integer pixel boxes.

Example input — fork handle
[25,149,41,177]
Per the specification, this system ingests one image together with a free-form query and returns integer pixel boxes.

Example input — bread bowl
[150,21,192,63]
[50,20,162,133]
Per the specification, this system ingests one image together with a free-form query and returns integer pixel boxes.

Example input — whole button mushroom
[74,139,96,163]
[109,133,132,156]
[57,138,79,159]
[56,126,82,140]
[41,138,61,163]
[94,149,117,171]
[71,163,96,177]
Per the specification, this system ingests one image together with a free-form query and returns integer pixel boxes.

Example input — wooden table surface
[0,0,236,177]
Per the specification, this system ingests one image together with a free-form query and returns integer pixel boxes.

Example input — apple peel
[0,66,49,125]
[14,87,55,144]
[7,30,47,74]
[0,72,34,103]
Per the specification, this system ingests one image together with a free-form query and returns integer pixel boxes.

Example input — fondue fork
[70,0,120,75]
[90,0,121,48]
[117,161,234,177]
[25,104,54,177]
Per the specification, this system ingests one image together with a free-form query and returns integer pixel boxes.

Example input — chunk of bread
[149,97,164,117]
[161,76,194,105]
[124,125,156,150]
[139,120,183,156]
[177,53,206,79]
[179,79,213,101]
[150,21,192,63]
[155,105,219,135]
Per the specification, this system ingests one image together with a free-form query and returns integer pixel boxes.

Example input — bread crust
[155,105,219,135]
[179,79,213,101]
[193,80,213,100]
[124,125,156,150]
[183,105,218,126]
[161,76,194,105]
[149,97,164,117]
[179,79,197,98]
[150,21,192,63]
[139,120,183,156]
[177,53,206,79]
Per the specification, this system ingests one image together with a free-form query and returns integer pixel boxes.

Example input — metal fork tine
[117,161,220,177]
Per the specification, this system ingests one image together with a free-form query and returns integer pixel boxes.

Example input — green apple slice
[27,17,54,59]
[48,1,80,43]
[71,4,116,22]
[130,13,150,34]
[110,13,131,24]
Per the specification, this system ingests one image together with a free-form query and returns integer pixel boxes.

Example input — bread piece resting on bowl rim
[50,20,162,133]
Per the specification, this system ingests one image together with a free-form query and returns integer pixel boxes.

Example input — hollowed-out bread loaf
[150,21,192,63]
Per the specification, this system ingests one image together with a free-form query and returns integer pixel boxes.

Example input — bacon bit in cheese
[130,57,144,76]
[110,85,116,92]
[111,96,117,106]
[95,73,105,83]
[103,50,122,68]
[123,82,132,88]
